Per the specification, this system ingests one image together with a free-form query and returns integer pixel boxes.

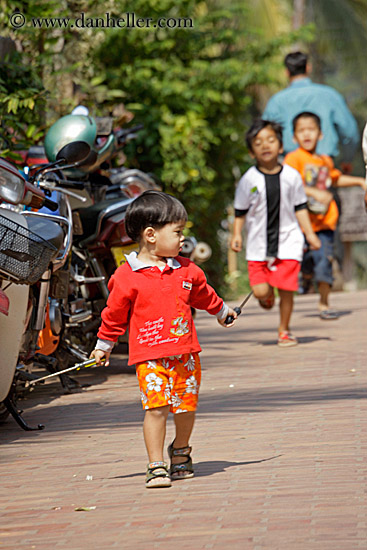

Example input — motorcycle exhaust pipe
[34,270,51,331]
[89,257,109,301]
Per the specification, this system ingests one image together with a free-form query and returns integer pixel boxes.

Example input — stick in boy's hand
[90,348,111,367]
[224,290,253,325]
[218,306,237,327]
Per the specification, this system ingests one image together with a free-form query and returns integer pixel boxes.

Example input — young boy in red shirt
[91,190,237,489]
[284,112,367,319]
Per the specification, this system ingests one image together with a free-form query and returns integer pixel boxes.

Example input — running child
[284,112,367,319]
[231,119,321,346]
[91,190,237,489]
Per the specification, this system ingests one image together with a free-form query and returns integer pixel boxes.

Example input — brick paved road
[1,290,367,550]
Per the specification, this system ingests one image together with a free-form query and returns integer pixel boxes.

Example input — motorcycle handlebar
[128,123,144,132]
[52,179,85,190]
[42,197,59,211]
[115,124,144,144]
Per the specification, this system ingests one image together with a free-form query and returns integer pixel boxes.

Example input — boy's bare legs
[143,405,170,463]
[252,282,271,300]
[253,285,295,334]
[143,407,195,461]
[143,406,173,488]
[277,289,298,346]
[252,282,275,310]
[170,411,196,477]
[317,281,339,319]
[278,289,294,333]
[173,411,195,451]
[318,281,330,311]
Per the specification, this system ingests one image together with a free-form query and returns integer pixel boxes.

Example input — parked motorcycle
[0,113,213,431]
[0,141,90,429]
[36,115,159,365]
[39,114,212,364]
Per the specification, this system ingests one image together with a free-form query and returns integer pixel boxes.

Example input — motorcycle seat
[26,217,64,256]
[75,196,133,246]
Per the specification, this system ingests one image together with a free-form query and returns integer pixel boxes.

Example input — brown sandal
[167,441,194,480]
[145,461,172,489]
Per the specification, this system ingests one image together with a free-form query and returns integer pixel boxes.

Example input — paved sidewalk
[1,290,367,550]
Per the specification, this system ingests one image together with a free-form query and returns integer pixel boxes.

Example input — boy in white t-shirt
[231,119,321,347]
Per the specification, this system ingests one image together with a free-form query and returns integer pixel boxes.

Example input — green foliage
[0,0,67,151]
[0,51,46,152]
[0,0,307,291]
[88,0,301,288]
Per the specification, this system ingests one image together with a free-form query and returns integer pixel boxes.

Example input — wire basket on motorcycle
[0,213,58,284]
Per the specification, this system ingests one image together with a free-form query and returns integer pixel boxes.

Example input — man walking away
[263,51,359,166]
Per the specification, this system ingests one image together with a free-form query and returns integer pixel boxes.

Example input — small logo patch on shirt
[182,281,192,290]
[170,316,190,337]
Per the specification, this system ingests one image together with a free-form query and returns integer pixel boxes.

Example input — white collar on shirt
[125,251,182,271]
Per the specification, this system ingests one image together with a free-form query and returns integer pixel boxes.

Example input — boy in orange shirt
[284,112,367,319]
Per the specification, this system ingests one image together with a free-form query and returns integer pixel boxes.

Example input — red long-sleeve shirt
[97,255,224,365]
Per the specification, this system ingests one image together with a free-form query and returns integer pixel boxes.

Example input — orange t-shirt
[284,147,341,232]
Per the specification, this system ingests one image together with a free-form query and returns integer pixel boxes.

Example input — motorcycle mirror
[56,141,91,165]
[0,158,26,204]
[78,149,98,167]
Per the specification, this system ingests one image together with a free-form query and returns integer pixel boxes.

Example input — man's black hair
[292,111,322,132]
[284,51,308,77]
[125,190,188,242]
[246,119,283,153]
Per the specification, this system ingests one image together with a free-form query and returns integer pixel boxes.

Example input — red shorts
[247,259,300,291]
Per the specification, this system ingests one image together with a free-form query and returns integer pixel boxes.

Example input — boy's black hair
[246,119,283,153]
[125,190,188,242]
[292,111,322,132]
[284,51,308,77]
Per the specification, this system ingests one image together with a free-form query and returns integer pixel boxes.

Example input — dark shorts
[302,230,334,285]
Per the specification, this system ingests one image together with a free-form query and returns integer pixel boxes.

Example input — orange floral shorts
[135,353,201,413]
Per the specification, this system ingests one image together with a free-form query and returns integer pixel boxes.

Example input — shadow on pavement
[303,309,352,319]
[3,384,366,442]
[109,471,145,480]
[261,335,332,346]
[198,330,333,347]
[1,353,135,431]
[198,385,367,416]
[194,455,282,477]
[108,455,282,480]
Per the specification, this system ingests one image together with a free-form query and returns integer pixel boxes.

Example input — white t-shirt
[234,165,307,262]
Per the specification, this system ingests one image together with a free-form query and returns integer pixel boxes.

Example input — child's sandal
[167,441,194,480]
[145,461,172,489]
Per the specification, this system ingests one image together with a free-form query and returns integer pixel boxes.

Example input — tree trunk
[293,0,306,29]
[0,36,16,59]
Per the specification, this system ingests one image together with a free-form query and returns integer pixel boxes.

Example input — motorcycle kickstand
[3,396,45,431]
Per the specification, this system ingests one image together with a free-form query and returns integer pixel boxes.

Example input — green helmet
[44,114,97,164]
[44,114,117,177]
